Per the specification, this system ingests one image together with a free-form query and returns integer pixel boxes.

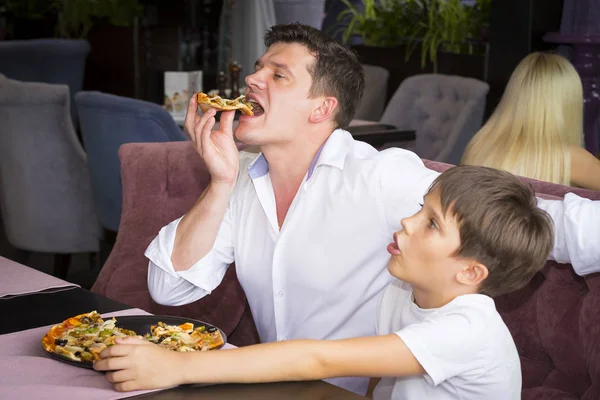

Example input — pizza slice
[144,321,225,352]
[42,311,140,363]
[196,92,254,116]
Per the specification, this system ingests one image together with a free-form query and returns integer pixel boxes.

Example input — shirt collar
[247,129,351,180]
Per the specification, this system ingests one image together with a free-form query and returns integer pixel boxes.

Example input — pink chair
[91,141,259,346]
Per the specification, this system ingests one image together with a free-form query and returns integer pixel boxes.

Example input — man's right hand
[185,96,239,186]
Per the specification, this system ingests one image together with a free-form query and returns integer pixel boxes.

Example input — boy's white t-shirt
[374,280,522,400]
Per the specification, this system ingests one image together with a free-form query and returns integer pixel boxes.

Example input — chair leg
[54,254,71,279]
[12,249,31,265]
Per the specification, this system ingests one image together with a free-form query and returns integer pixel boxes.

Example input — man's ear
[309,97,338,124]
[456,261,489,288]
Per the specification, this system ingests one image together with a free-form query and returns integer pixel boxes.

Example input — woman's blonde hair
[461,52,583,185]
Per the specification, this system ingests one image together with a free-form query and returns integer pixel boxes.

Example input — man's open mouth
[247,99,264,117]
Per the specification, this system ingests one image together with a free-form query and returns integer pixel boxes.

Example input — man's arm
[537,193,600,275]
[95,334,424,391]
[144,101,241,305]
[171,181,234,271]
[171,101,240,271]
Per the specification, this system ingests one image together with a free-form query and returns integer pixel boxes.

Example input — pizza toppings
[196,92,254,116]
[42,311,225,364]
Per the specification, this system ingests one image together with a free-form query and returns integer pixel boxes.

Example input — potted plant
[1,0,56,39]
[333,0,490,102]
[51,0,143,39]
[338,0,490,70]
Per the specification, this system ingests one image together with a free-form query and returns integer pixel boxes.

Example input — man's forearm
[171,182,234,271]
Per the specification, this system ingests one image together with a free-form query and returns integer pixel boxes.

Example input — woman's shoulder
[569,145,600,191]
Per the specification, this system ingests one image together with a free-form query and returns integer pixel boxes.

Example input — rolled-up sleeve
[145,206,236,306]
[537,193,600,276]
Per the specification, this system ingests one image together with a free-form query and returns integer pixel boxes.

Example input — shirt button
[277,291,284,297]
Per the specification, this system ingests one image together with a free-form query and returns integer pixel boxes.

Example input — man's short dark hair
[428,166,554,297]
[264,23,365,129]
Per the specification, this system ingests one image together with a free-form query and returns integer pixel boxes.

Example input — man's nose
[245,71,265,90]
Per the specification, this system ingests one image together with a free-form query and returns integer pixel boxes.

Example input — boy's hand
[93,337,185,392]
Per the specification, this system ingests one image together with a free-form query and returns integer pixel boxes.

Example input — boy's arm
[94,335,424,392]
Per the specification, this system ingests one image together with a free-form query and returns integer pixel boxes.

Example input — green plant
[51,0,143,38]
[1,0,50,20]
[335,0,421,47]
[408,0,479,71]
[338,0,490,70]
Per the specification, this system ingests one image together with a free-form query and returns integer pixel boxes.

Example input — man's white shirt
[374,280,521,400]
[145,129,600,395]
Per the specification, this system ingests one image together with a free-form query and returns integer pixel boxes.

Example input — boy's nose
[400,216,414,235]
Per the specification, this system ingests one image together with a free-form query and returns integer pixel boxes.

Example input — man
[145,23,600,395]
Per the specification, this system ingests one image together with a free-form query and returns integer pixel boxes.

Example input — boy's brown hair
[429,166,554,297]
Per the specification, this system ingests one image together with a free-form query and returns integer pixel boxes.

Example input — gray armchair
[354,64,389,122]
[0,39,91,127]
[0,75,100,278]
[377,74,489,164]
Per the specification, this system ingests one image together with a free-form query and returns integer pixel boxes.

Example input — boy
[95,166,553,399]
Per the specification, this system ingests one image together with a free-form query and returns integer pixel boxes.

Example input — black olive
[54,339,68,346]
[157,336,166,343]
[74,351,81,356]
[80,317,92,324]
[207,327,217,333]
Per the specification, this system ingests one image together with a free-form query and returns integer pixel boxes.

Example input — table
[0,284,366,399]
[346,124,415,148]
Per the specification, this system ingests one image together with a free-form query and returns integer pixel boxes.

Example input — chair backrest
[91,141,259,346]
[0,75,99,253]
[354,64,389,121]
[0,39,91,127]
[423,159,600,400]
[75,91,188,232]
[381,74,489,164]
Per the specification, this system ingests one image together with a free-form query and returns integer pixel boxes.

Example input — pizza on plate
[42,311,225,364]
[144,321,225,351]
[196,92,254,116]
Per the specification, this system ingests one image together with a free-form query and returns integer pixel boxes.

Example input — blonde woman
[461,52,600,190]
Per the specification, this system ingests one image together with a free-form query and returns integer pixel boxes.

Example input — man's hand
[185,95,239,185]
[93,337,185,392]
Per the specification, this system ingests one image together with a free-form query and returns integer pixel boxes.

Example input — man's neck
[262,129,333,190]
[259,127,334,227]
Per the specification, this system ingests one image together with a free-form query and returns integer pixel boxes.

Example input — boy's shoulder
[378,281,506,338]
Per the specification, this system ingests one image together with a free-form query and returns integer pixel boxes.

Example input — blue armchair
[0,39,90,127]
[75,91,188,234]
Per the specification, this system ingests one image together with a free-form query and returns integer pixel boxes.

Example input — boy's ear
[456,262,488,288]
[309,97,338,124]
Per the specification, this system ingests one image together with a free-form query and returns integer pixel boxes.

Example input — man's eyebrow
[254,59,295,77]
[269,61,294,76]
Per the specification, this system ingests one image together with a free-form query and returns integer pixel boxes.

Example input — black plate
[43,315,227,369]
